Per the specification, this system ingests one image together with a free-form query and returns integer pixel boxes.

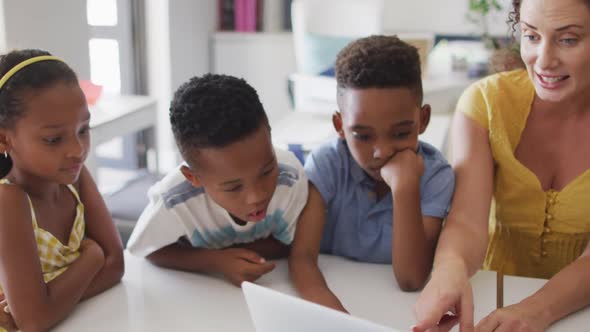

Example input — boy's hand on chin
[380,149,424,190]
[216,248,276,287]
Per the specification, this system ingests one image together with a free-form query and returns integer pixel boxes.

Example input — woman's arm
[0,186,104,332]
[434,113,494,276]
[477,245,590,331]
[413,112,495,331]
[288,183,347,312]
[531,248,590,325]
[77,166,125,299]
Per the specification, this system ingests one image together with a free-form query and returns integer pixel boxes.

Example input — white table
[87,95,158,178]
[53,252,589,331]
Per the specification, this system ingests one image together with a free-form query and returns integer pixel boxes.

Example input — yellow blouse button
[544,227,551,233]
[541,251,548,257]
[546,214,553,220]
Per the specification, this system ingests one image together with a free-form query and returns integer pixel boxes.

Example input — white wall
[144,0,174,171]
[0,1,6,52]
[212,32,296,124]
[144,0,217,171]
[1,0,90,79]
[383,0,512,36]
[212,1,515,126]
[0,0,514,172]
[168,0,216,92]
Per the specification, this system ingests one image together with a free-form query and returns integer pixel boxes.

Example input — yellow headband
[0,55,64,90]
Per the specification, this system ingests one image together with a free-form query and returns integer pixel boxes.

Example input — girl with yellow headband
[0,49,124,331]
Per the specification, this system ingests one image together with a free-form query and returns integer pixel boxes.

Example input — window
[89,38,122,94]
[86,0,141,192]
[86,0,133,95]
[87,0,118,26]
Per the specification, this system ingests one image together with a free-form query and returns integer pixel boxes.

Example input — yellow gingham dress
[0,180,85,293]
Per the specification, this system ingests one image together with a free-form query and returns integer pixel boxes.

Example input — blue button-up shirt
[304,139,455,264]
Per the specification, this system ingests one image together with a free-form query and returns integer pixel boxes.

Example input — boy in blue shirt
[290,35,455,311]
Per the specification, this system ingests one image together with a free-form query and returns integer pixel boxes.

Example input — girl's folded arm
[77,166,125,300]
[0,186,103,332]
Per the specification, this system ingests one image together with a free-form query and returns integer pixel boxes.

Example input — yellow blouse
[0,180,85,294]
[457,69,590,278]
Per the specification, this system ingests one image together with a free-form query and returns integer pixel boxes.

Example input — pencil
[496,271,504,309]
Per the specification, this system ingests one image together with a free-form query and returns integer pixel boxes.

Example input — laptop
[242,282,401,332]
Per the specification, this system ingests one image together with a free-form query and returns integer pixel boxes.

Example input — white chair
[103,171,163,247]
[273,0,385,155]
[289,0,385,114]
[278,0,462,157]
[291,0,384,76]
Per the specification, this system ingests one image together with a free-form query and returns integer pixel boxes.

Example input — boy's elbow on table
[396,279,423,292]
[394,269,429,292]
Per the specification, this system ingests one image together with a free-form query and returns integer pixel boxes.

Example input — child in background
[0,49,124,331]
[127,74,308,286]
[289,35,455,311]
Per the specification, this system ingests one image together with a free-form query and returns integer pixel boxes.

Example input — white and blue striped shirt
[127,148,308,257]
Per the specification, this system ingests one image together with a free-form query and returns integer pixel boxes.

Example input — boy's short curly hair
[169,74,268,164]
[335,35,423,105]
